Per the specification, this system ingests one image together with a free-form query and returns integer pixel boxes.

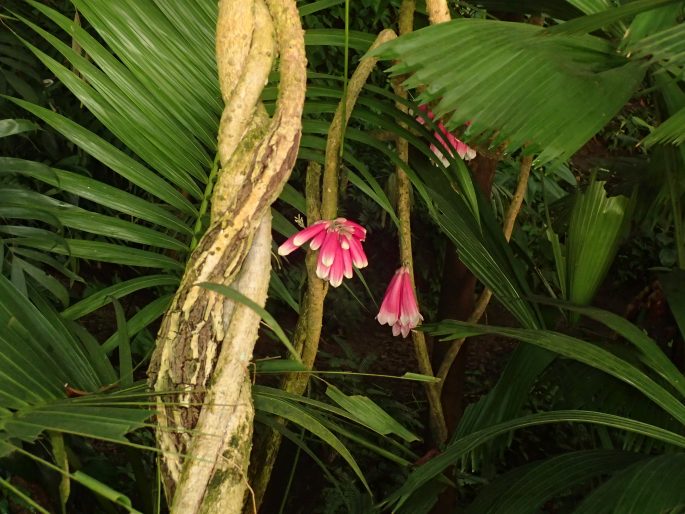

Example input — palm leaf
[565,180,631,310]
[384,410,685,510]
[370,18,645,163]
[466,450,646,514]
[574,453,685,514]
[0,276,150,449]
[428,320,685,424]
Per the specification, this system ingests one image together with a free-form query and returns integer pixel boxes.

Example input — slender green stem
[190,153,220,251]
[340,0,349,159]
[393,0,448,445]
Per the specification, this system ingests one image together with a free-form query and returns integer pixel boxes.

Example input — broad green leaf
[0,188,187,251]
[14,18,206,197]
[0,275,101,398]
[16,238,184,271]
[0,158,193,236]
[5,403,151,444]
[5,97,197,216]
[627,15,685,69]
[112,299,133,387]
[254,412,345,505]
[12,256,69,307]
[101,295,173,354]
[269,270,300,313]
[643,105,685,147]
[566,180,631,311]
[534,299,685,398]
[325,384,419,442]
[62,275,179,321]
[271,207,299,238]
[549,0,682,36]
[69,0,220,147]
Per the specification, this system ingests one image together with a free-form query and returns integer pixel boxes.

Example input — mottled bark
[147,0,306,512]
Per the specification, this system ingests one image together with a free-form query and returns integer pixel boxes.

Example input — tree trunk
[146,1,306,512]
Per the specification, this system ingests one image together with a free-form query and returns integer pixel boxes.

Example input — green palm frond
[627,13,685,67]
[466,450,646,514]
[384,410,685,511]
[0,276,150,446]
[565,180,631,310]
[644,105,685,146]
[371,18,645,164]
[574,454,685,514]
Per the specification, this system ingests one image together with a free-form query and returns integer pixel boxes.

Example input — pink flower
[416,105,476,164]
[376,266,423,338]
[277,217,368,287]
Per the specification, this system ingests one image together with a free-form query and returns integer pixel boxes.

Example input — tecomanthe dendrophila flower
[277,218,368,287]
[377,266,423,338]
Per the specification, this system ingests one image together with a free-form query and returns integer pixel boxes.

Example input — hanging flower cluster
[376,266,423,338]
[416,104,476,165]
[277,218,368,287]
[279,221,424,336]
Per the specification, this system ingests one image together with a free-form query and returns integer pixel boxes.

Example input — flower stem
[321,29,397,219]
[394,0,448,445]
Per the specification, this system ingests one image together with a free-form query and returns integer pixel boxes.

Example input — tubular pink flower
[347,236,368,269]
[377,267,423,338]
[341,247,353,279]
[319,230,339,267]
[343,219,367,240]
[278,217,369,287]
[328,249,345,287]
[376,269,403,326]
[416,104,476,163]
[309,229,327,250]
[278,220,329,256]
[316,263,330,281]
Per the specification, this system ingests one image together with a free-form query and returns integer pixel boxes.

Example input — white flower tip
[278,243,297,256]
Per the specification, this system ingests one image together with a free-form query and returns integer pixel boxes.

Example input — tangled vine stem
[147,0,306,512]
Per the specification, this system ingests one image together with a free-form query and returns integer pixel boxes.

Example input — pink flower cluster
[277,218,368,287]
[376,266,423,338]
[279,221,422,337]
[416,105,476,165]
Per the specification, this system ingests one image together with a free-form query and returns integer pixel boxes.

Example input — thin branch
[321,29,397,219]
[393,0,448,445]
